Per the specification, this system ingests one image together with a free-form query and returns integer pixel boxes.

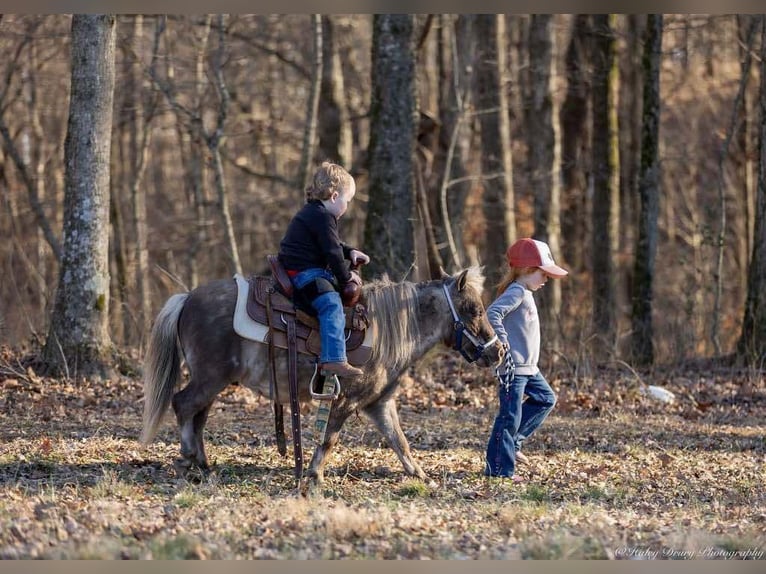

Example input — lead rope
[495,347,516,392]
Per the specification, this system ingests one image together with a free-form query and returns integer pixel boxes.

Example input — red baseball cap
[506,238,568,278]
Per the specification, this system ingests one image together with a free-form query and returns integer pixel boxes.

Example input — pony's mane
[360,266,485,371]
[460,266,486,294]
[362,275,420,372]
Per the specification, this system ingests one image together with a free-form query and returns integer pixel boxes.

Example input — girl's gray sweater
[486,282,540,375]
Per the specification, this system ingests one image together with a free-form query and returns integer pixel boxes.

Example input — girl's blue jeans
[484,371,556,477]
[290,268,347,364]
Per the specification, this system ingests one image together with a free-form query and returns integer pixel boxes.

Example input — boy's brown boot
[321,361,363,377]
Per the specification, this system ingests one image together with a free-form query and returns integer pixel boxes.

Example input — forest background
[1,14,765,373]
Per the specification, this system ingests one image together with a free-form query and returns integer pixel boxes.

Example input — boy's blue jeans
[290,268,347,364]
[485,371,556,477]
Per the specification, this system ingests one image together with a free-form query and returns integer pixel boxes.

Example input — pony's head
[443,266,504,367]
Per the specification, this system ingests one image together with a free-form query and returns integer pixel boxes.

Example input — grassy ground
[0,347,764,559]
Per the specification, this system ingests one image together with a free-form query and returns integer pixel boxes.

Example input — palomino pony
[140,266,503,484]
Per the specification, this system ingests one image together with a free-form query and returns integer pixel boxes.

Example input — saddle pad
[233,274,270,343]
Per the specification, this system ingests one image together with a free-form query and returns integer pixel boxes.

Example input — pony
[140,267,503,485]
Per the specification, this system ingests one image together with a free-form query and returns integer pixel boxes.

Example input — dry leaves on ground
[0,345,764,559]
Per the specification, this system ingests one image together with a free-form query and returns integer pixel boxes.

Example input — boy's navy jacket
[279,200,354,285]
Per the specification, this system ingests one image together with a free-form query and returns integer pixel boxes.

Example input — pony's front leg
[363,397,426,479]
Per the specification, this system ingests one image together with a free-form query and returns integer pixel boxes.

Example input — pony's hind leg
[172,377,228,475]
[363,397,426,479]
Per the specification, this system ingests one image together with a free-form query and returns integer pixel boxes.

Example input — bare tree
[712,16,758,356]
[476,14,515,290]
[430,15,475,271]
[0,20,61,262]
[364,14,416,280]
[318,15,351,168]
[621,15,645,259]
[298,14,323,193]
[560,14,591,273]
[42,15,116,378]
[151,15,242,276]
[737,15,758,293]
[590,14,620,351]
[526,14,563,354]
[737,15,766,366]
[631,14,663,366]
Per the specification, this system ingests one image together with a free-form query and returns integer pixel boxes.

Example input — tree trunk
[318,15,352,168]
[590,13,620,352]
[526,14,563,356]
[298,14,323,193]
[209,14,241,275]
[621,15,645,259]
[737,15,757,304]
[43,14,116,378]
[560,14,591,273]
[712,17,757,356]
[130,14,154,347]
[737,16,766,365]
[364,14,416,280]
[430,15,475,271]
[476,14,515,291]
[631,14,663,366]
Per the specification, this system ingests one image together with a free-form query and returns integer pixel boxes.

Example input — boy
[278,162,369,377]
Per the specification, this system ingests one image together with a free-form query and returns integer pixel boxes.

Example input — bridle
[442,283,499,363]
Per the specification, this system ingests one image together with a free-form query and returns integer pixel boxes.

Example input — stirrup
[309,364,341,401]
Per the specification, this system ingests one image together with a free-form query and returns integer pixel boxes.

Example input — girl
[484,238,568,481]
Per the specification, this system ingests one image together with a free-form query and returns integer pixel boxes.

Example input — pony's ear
[439,266,450,279]
[456,269,468,291]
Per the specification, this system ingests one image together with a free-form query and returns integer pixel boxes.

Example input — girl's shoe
[484,471,525,483]
[515,451,529,465]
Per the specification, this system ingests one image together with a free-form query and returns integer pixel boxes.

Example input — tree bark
[43,14,116,378]
[737,15,757,304]
[590,13,620,351]
[621,15,645,258]
[712,17,757,356]
[318,15,352,168]
[209,14,241,275]
[298,14,323,193]
[560,14,591,273]
[631,14,663,366]
[526,14,563,355]
[430,15,475,271]
[737,16,766,365]
[364,15,416,280]
[476,14,515,291]
[130,14,154,348]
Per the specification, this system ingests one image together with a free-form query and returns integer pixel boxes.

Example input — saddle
[246,275,371,366]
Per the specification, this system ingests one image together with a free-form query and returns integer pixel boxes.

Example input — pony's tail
[140,293,189,445]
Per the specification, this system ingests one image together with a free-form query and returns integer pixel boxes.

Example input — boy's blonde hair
[306,161,353,201]
[496,266,537,297]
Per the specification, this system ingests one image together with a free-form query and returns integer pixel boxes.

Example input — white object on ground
[640,385,676,404]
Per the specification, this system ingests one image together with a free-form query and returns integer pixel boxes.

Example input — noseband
[442,283,499,363]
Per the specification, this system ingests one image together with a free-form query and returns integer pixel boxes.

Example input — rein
[441,283,498,363]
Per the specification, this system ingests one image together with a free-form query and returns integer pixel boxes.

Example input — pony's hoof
[173,459,210,483]
[298,476,323,498]
[173,458,192,478]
